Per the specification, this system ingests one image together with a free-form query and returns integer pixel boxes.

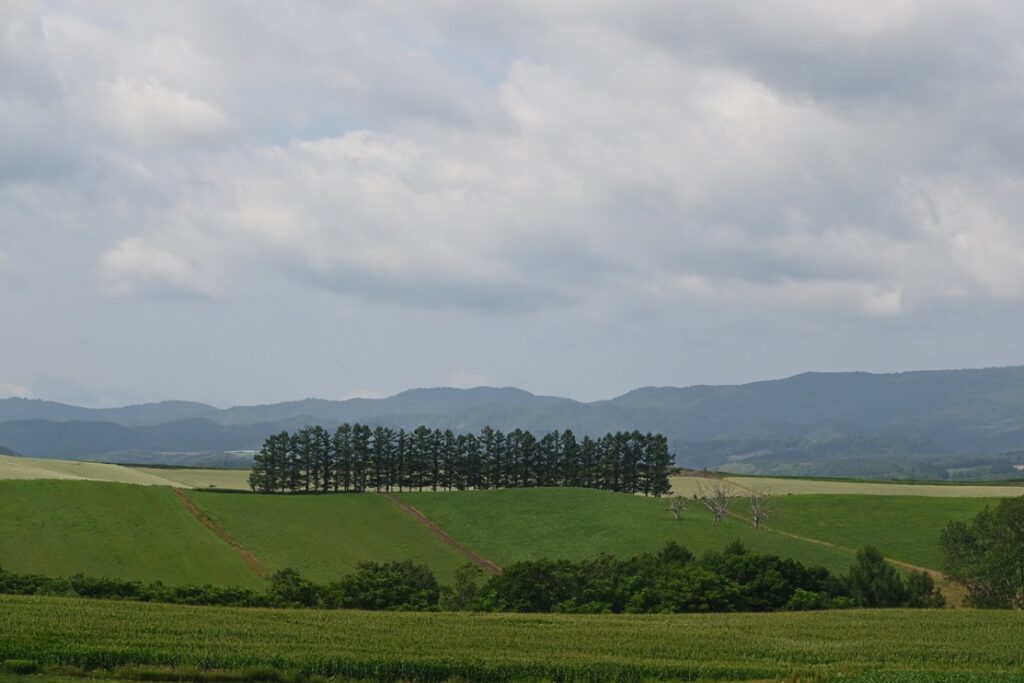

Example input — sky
[3,1,1024,407]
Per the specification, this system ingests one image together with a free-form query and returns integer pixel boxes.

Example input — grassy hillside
[401,487,1005,576]
[400,488,856,574]
[188,491,468,582]
[0,478,1004,591]
[767,494,1000,570]
[4,595,1024,682]
[0,481,260,587]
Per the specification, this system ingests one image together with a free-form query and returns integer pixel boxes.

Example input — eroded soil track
[383,493,502,574]
[172,488,270,579]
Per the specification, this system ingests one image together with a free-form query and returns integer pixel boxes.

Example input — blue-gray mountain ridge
[3,366,1024,480]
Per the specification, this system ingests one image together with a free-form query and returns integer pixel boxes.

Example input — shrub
[2,659,40,674]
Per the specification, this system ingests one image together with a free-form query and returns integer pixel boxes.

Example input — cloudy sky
[3,1,1024,406]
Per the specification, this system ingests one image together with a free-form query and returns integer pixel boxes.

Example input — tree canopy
[249,424,673,496]
[940,495,1024,608]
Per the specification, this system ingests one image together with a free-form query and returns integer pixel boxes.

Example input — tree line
[0,541,942,613]
[248,424,673,496]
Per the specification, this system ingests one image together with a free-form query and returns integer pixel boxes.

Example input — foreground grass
[2,595,1023,682]
[188,491,468,583]
[0,481,259,587]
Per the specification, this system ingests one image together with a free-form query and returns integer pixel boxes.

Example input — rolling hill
[5,366,1024,477]
[0,477,1005,594]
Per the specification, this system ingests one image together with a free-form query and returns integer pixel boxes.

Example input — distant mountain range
[4,366,1024,479]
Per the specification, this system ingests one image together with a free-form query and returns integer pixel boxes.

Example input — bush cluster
[0,542,941,613]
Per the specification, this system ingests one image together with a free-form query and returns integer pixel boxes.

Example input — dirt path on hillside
[383,493,502,575]
[172,488,270,579]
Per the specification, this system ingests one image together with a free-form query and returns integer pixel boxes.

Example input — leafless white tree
[748,488,771,529]
[693,480,734,526]
[666,496,687,520]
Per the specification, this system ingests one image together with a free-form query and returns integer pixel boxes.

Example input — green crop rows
[3,595,1024,682]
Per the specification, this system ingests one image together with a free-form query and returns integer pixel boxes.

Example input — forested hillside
[4,366,1024,478]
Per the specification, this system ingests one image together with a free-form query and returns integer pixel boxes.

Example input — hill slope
[5,366,1024,475]
[0,481,260,587]
[0,479,1001,595]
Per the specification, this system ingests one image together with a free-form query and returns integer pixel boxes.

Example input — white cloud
[98,237,217,298]
[93,78,230,145]
[3,1,1024,403]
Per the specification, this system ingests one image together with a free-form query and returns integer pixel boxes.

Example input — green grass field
[401,488,858,574]
[766,494,999,570]
[3,595,1024,682]
[672,473,1024,498]
[3,480,1005,591]
[187,491,468,583]
[0,481,260,587]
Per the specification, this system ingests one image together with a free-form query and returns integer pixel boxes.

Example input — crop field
[187,491,468,583]
[0,454,251,490]
[0,481,260,587]
[671,473,1024,498]
[3,595,1024,682]
[0,454,185,486]
[129,466,251,490]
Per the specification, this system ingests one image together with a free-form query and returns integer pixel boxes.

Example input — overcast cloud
[3,0,1024,406]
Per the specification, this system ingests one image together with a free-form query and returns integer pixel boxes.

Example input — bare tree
[748,488,771,529]
[666,496,687,520]
[694,480,734,526]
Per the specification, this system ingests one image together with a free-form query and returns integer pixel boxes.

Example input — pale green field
[671,474,1024,498]
[0,454,250,489]
[0,455,183,487]
[130,467,251,489]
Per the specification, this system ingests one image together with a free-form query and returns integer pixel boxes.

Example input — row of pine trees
[248,424,673,496]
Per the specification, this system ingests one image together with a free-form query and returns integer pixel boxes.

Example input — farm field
[129,466,251,490]
[187,490,468,583]
[3,595,1024,682]
[671,473,1024,498]
[0,454,184,486]
[0,454,251,490]
[0,480,260,587]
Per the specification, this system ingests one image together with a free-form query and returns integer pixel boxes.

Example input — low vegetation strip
[171,489,269,579]
[671,474,1024,498]
[383,493,502,574]
[3,595,1023,681]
